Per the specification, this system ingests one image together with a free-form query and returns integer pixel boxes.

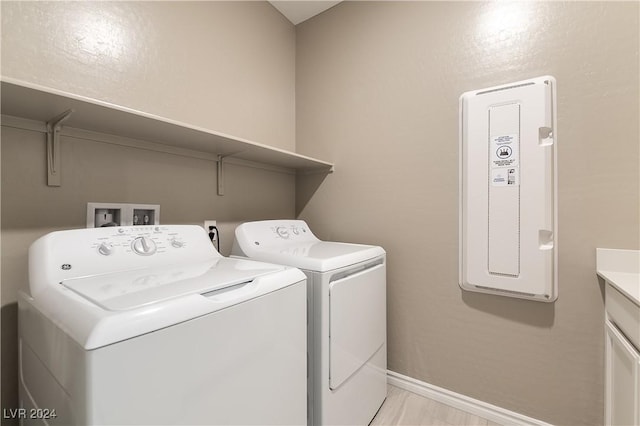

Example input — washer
[232,220,387,425]
[19,225,307,425]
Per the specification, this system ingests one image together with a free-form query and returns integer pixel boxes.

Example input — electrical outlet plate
[204,220,219,247]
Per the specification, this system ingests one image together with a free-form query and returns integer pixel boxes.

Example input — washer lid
[247,241,385,272]
[61,257,285,311]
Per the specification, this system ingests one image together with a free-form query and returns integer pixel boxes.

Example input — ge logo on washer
[61,264,72,270]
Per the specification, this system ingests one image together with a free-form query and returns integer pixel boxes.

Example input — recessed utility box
[87,203,160,228]
[132,208,157,226]
[94,208,122,227]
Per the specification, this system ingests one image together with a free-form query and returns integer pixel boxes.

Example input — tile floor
[370,385,501,426]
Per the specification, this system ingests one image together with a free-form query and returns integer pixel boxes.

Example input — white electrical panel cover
[459,76,557,302]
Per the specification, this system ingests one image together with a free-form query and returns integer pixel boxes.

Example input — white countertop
[597,248,640,306]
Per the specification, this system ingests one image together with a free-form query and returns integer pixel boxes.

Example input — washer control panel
[33,225,219,288]
[91,226,189,257]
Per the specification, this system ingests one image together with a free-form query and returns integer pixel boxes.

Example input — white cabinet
[605,321,640,426]
[597,249,640,426]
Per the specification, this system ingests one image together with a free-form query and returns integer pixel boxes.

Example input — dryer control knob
[276,226,290,239]
[132,237,157,256]
[98,242,114,256]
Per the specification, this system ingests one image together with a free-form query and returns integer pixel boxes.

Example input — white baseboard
[387,370,552,426]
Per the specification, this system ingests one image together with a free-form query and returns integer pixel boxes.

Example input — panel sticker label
[490,134,519,187]
[491,167,519,187]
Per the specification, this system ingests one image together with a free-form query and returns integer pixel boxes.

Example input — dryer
[19,225,307,425]
[232,220,387,425]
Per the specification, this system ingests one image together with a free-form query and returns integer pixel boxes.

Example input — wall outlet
[204,220,218,248]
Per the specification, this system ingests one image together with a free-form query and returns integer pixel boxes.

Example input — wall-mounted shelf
[1,77,333,189]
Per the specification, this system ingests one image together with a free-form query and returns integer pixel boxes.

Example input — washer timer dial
[131,237,157,256]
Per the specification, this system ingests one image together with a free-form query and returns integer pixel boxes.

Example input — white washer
[232,220,387,426]
[19,225,307,426]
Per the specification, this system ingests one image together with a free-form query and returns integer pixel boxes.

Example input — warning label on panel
[491,134,519,168]
[490,134,519,187]
[491,167,519,187]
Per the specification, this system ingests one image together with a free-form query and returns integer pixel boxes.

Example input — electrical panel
[459,76,557,302]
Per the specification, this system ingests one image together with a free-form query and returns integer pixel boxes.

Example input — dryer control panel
[273,223,310,240]
[236,220,320,246]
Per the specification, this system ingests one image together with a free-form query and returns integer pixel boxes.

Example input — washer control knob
[131,237,157,256]
[170,238,184,248]
[276,226,289,239]
[98,242,114,256]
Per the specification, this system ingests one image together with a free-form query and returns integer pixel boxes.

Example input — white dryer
[232,220,387,426]
[19,225,307,425]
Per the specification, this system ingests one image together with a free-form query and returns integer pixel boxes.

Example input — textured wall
[1,1,295,150]
[296,2,639,424]
[1,1,296,419]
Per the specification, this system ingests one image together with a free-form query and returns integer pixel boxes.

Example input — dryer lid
[61,257,285,311]
[243,241,384,272]
[232,220,384,272]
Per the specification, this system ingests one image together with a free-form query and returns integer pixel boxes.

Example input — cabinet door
[605,321,640,426]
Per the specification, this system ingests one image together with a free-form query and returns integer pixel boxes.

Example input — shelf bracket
[217,154,226,196]
[46,109,74,186]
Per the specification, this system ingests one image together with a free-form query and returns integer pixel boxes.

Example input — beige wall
[1,1,295,151]
[296,2,639,425]
[3,1,639,425]
[1,1,296,418]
